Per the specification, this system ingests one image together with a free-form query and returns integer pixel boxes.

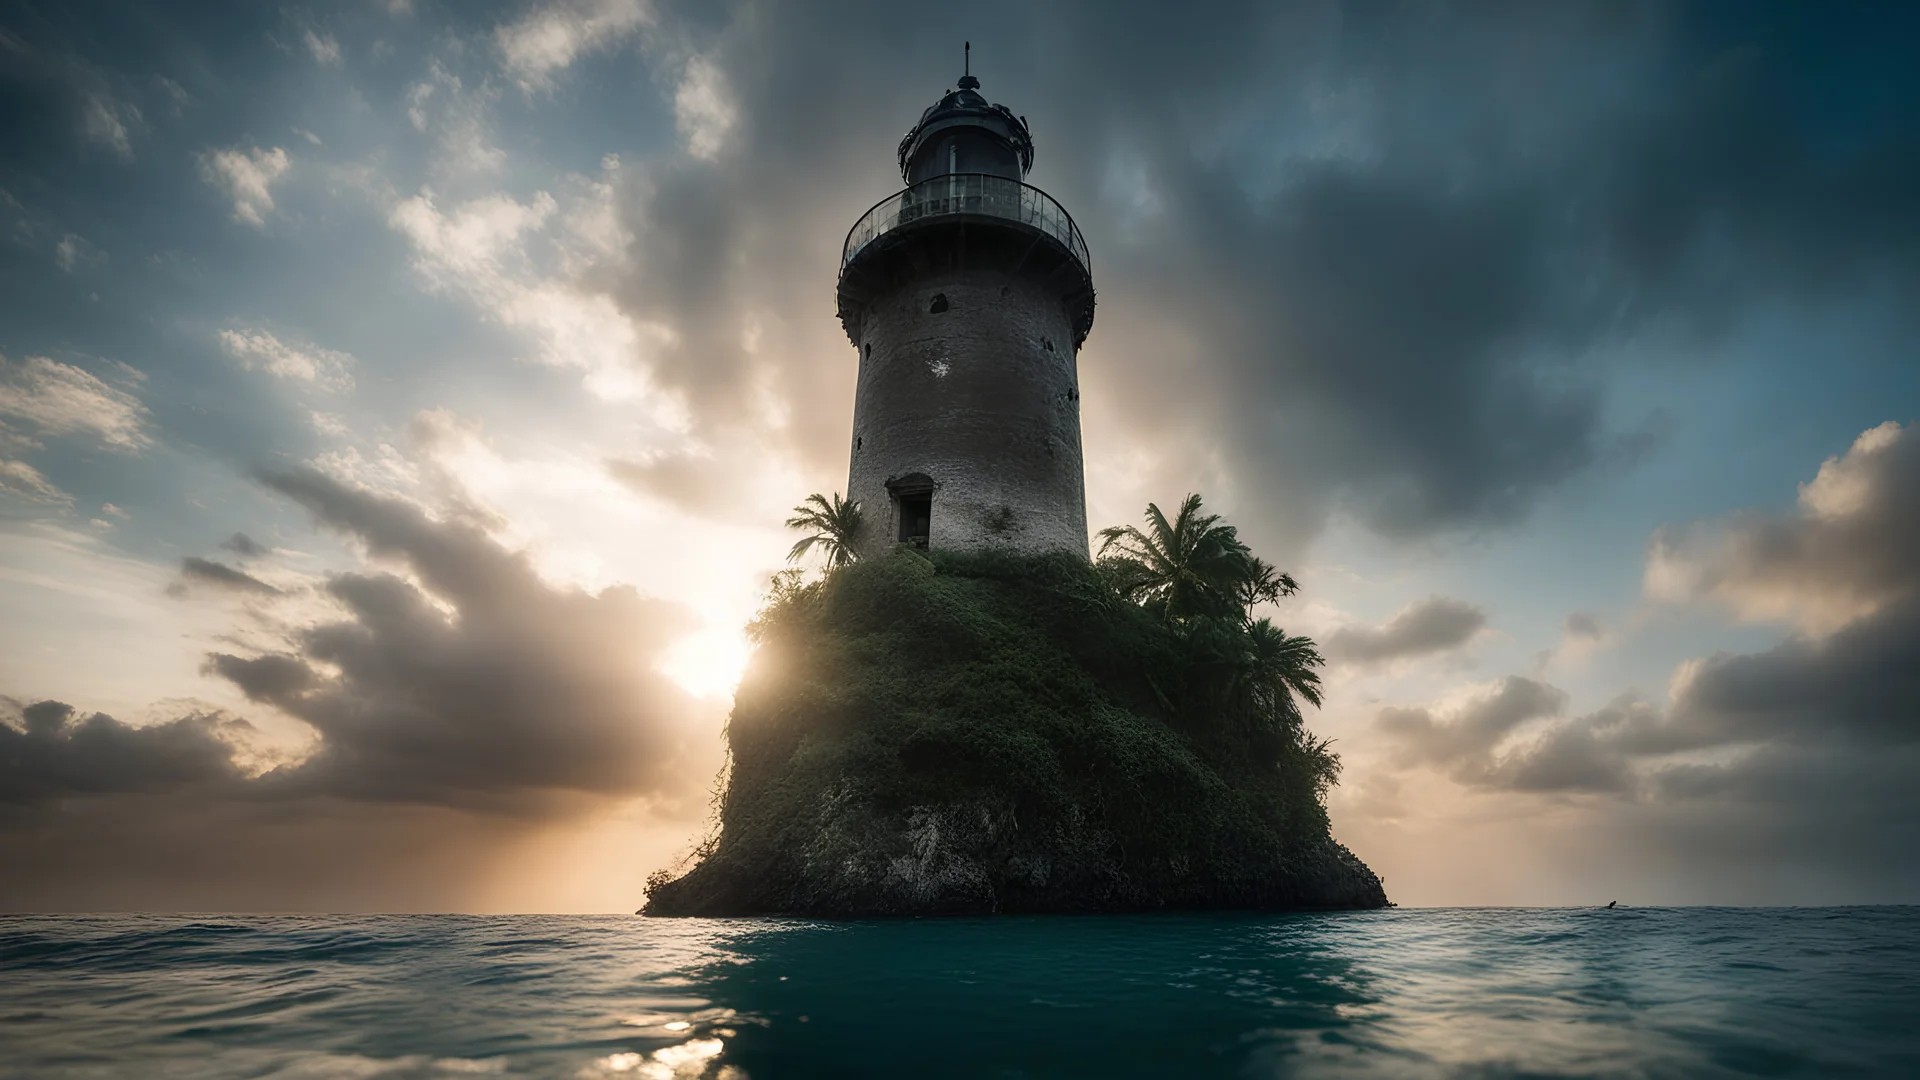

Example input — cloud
[1646,421,1920,632]
[0,459,70,504]
[53,232,101,272]
[403,59,505,176]
[1324,596,1486,666]
[1535,610,1613,671]
[191,466,708,807]
[303,28,342,66]
[496,0,655,89]
[0,354,150,452]
[606,452,724,516]
[673,54,735,161]
[175,556,281,596]
[604,447,794,523]
[218,328,356,391]
[1370,426,1920,887]
[1394,590,1920,804]
[389,188,556,288]
[0,699,254,804]
[221,532,268,558]
[387,178,678,408]
[2,426,712,813]
[1376,676,1567,778]
[79,94,136,157]
[1665,594,1920,753]
[1386,422,1920,797]
[199,146,291,227]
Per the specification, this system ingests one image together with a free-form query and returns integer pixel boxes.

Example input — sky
[1,0,1916,912]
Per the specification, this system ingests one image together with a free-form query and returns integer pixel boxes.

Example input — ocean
[1,908,1915,1078]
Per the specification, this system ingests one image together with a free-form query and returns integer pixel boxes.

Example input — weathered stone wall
[846,268,1087,559]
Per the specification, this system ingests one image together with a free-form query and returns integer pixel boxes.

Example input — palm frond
[784,491,863,569]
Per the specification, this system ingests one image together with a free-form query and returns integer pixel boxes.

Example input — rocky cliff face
[644,550,1388,917]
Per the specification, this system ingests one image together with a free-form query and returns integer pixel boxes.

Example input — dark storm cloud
[1324,595,1485,666]
[0,698,250,804]
[595,0,1920,548]
[1078,2,1920,544]
[175,555,280,595]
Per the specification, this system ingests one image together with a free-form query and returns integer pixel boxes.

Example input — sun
[659,626,754,701]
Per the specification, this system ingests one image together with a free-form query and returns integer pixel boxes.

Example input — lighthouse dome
[896,74,1034,183]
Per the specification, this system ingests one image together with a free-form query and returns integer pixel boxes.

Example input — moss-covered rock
[645,548,1386,915]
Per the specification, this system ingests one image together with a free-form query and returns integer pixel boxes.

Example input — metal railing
[841,173,1090,278]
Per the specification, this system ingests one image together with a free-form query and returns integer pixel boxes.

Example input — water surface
[2,908,1915,1078]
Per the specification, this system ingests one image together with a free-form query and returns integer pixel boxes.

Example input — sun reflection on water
[588,1037,730,1078]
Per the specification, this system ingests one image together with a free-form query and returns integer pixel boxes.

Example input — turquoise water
[1,909,1916,1078]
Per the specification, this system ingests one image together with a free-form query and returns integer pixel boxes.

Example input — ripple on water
[0,909,1917,1078]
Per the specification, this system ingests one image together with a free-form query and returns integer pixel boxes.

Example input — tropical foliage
[1097,494,1324,762]
[784,492,864,569]
[1096,494,1298,622]
[772,489,1330,784]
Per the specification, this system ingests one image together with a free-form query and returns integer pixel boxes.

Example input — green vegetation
[644,495,1385,915]
[783,492,865,568]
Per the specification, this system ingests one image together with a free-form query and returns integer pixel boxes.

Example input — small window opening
[855,435,863,451]
[863,343,872,360]
[888,473,935,549]
[898,493,932,547]
[929,293,949,314]
[1042,337,1055,353]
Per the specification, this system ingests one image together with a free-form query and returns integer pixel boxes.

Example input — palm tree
[785,492,863,569]
[1235,557,1300,621]
[1239,617,1324,726]
[1096,493,1258,622]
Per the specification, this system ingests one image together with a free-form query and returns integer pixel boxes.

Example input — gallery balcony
[836,173,1095,348]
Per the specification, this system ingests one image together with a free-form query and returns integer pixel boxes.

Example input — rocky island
[644,500,1387,916]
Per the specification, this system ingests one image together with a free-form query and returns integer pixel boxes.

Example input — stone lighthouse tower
[836,57,1095,559]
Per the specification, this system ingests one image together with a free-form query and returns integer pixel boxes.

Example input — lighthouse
[836,54,1096,560]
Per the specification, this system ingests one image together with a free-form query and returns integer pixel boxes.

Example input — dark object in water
[1608,901,1618,909]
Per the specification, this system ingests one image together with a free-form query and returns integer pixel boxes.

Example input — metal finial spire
[965,41,970,77]
[958,41,980,90]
